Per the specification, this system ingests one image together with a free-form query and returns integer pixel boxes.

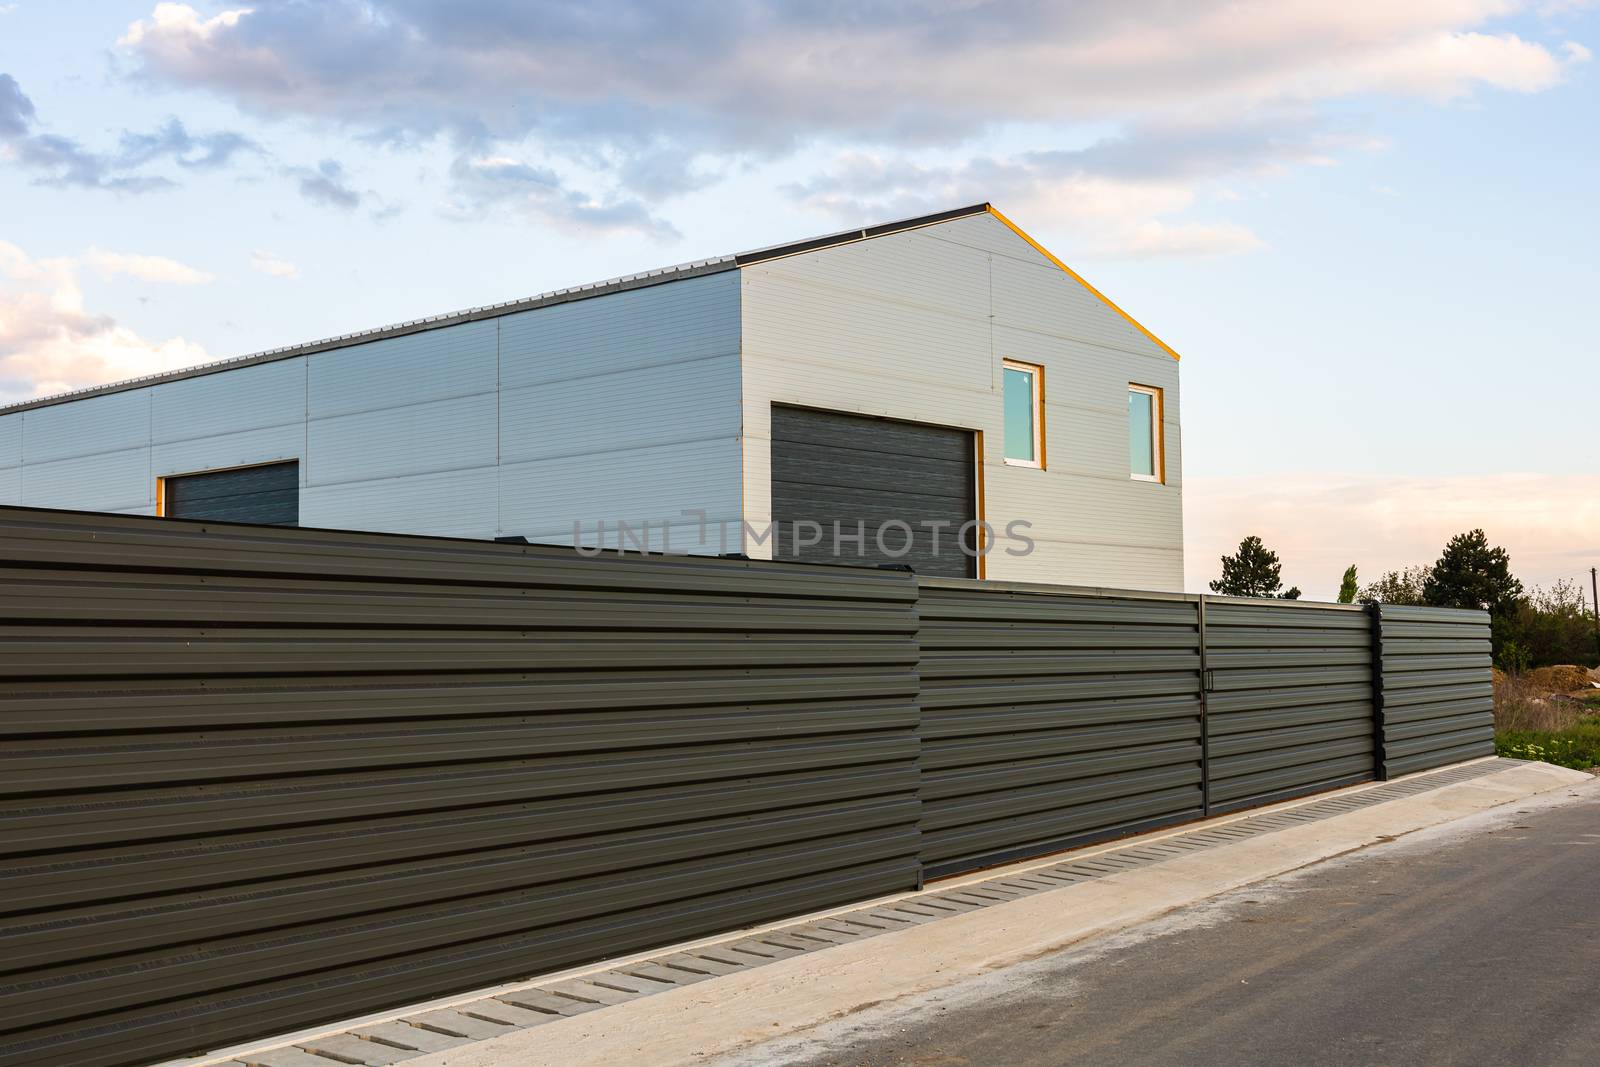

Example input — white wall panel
[308,392,497,485]
[499,438,741,545]
[21,391,150,464]
[740,210,1184,591]
[300,466,500,539]
[21,448,150,511]
[499,353,738,464]
[499,272,739,388]
[0,412,20,505]
[0,412,21,469]
[308,320,497,418]
[152,358,305,441]
[495,271,741,547]
[152,424,306,481]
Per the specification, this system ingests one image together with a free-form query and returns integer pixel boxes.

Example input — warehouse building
[0,204,1183,587]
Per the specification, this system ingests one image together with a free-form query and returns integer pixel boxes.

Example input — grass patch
[1497,718,1600,770]
[1492,672,1600,769]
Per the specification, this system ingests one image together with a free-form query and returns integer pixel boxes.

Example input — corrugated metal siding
[151,358,306,441]
[739,210,1183,591]
[18,390,150,465]
[0,506,920,1067]
[0,415,19,507]
[916,580,1204,877]
[1375,605,1496,777]
[0,273,742,547]
[1202,601,1376,811]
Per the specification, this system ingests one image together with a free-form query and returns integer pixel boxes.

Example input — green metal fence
[1373,604,1496,777]
[0,507,1494,1067]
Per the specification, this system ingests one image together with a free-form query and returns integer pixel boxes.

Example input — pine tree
[1210,536,1301,599]
[1337,565,1359,604]
[1423,530,1522,613]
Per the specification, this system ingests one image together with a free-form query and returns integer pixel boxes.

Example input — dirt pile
[1526,665,1595,692]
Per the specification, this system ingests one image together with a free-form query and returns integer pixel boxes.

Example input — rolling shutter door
[165,461,300,527]
[770,405,976,579]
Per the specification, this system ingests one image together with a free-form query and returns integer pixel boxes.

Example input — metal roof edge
[733,203,990,267]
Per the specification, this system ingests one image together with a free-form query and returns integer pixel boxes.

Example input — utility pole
[1592,567,1600,660]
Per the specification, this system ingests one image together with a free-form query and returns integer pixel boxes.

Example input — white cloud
[112,2,1590,253]
[249,250,298,279]
[1185,473,1600,600]
[84,247,213,285]
[118,3,1590,145]
[444,154,678,239]
[118,4,250,55]
[0,241,210,403]
[1302,30,1580,101]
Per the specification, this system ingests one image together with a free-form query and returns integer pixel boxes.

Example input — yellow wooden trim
[154,476,166,517]
[986,205,1181,362]
[1155,384,1166,484]
[973,429,987,579]
[1037,362,1047,471]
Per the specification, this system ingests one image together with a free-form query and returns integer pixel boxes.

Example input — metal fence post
[1368,600,1388,781]
[1198,594,1211,816]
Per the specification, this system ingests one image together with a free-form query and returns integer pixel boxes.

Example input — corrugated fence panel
[0,507,922,1067]
[915,580,1204,878]
[1376,604,1495,778]
[1204,601,1376,811]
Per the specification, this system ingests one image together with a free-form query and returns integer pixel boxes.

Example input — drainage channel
[206,759,1515,1067]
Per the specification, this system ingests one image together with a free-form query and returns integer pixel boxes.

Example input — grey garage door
[771,405,976,579]
[165,461,299,526]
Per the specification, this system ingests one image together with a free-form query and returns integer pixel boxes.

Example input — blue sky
[1,1,1595,596]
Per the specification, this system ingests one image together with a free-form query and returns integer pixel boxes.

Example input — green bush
[1494,581,1600,669]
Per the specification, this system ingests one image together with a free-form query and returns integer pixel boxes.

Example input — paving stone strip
[215,759,1513,1067]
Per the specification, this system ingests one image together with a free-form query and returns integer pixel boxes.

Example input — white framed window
[1002,359,1044,468]
[1128,383,1163,482]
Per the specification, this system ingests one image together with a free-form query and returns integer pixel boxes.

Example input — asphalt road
[725,781,1600,1067]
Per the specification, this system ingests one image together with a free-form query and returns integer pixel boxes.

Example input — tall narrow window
[1003,360,1043,467]
[1128,384,1162,482]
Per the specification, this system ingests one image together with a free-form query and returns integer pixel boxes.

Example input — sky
[0,1,1595,599]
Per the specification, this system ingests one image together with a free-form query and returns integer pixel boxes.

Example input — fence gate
[1201,598,1379,812]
